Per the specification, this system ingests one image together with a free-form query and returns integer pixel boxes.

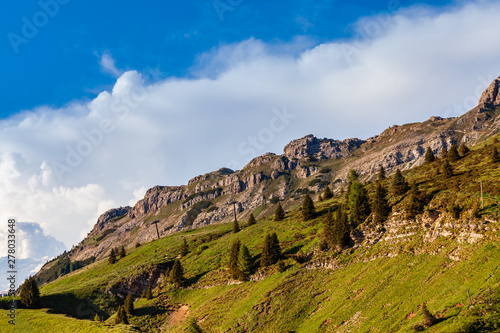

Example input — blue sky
[1,0,454,117]
[2,0,500,291]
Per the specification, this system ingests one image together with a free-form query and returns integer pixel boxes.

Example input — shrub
[270,197,280,204]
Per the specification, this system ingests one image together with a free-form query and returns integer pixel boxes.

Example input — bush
[320,167,331,174]
[270,197,280,204]
[308,179,322,187]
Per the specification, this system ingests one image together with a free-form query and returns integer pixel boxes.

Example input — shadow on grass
[42,293,118,321]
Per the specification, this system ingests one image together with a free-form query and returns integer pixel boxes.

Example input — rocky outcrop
[283,135,364,160]
[128,186,185,218]
[479,75,500,106]
[90,206,130,236]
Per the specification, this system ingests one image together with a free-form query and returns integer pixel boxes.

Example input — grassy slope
[2,138,500,332]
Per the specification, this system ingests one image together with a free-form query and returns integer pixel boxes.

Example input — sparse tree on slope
[169,259,185,288]
[448,143,459,162]
[378,166,386,180]
[333,206,351,249]
[442,160,453,178]
[108,248,117,265]
[371,182,390,224]
[301,194,316,221]
[425,147,435,163]
[323,186,334,200]
[274,203,285,221]
[180,238,189,257]
[247,213,257,226]
[119,246,126,258]
[124,293,134,316]
[391,169,408,196]
[238,245,253,280]
[20,276,40,309]
[348,181,370,226]
[228,239,241,279]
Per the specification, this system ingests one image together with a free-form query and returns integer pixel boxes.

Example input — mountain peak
[479,75,500,106]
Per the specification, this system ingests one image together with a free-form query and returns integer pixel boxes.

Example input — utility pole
[481,181,484,209]
[151,220,160,240]
[229,201,237,222]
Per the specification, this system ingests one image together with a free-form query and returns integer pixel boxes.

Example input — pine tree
[442,160,453,178]
[260,234,273,267]
[378,165,386,181]
[186,318,203,333]
[145,285,153,299]
[115,305,129,325]
[348,181,371,226]
[119,246,126,258]
[124,293,134,316]
[301,194,316,221]
[228,239,242,279]
[371,182,390,224]
[421,303,438,327]
[274,203,285,221]
[322,210,334,249]
[441,146,448,159]
[20,276,40,309]
[448,143,459,161]
[232,219,240,233]
[269,233,281,264]
[180,238,189,257]
[492,146,500,163]
[346,169,359,198]
[424,147,435,163]
[323,186,333,200]
[458,143,469,156]
[108,248,117,264]
[238,245,253,280]
[332,206,350,249]
[169,259,185,288]
[391,169,408,196]
[405,183,422,219]
[247,213,257,226]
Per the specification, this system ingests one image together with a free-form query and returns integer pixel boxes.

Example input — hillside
[1,76,500,332]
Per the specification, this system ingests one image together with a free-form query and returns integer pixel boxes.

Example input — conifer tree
[391,169,408,196]
[405,183,422,219]
[424,147,435,163]
[115,305,129,325]
[228,239,241,279]
[346,169,359,198]
[269,233,281,264]
[332,206,350,249]
[348,181,371,226]
[421,303,438,327]
[260,234,273,267]
[322,210,335,249]
[378,166,386,180]
[448,143,459,161]
[247,213,257,226]
[180,238,189,257]
[145,285,153,299]
[186,318,203,333]
[441,146,448,159]
[301,194,316,221]
[108,248,117,265]
[371,182,390,224]
[458,143,469,156]
[124,293,134,316]
[119,246,126,258]
[169,259,185,288]
[274,203,285,221]
[238,245,252,280]
[323,186,334,200]
[492,146,500,163]
[442,160,453,178]
[20,276,40,309]
[232,219,240,233]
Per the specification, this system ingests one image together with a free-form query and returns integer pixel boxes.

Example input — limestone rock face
[283,134,364,160]
[479,76,500,106]
[90,206,130,236]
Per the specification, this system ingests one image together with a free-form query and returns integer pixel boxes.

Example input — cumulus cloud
[1,0,500,270]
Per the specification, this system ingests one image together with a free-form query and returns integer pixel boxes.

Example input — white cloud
[98,51,123,77]
[0,0,500,260]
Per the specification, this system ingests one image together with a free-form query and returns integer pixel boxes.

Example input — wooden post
[467,289,473,307]
[481,181,484,209]
[151,220,160,240]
